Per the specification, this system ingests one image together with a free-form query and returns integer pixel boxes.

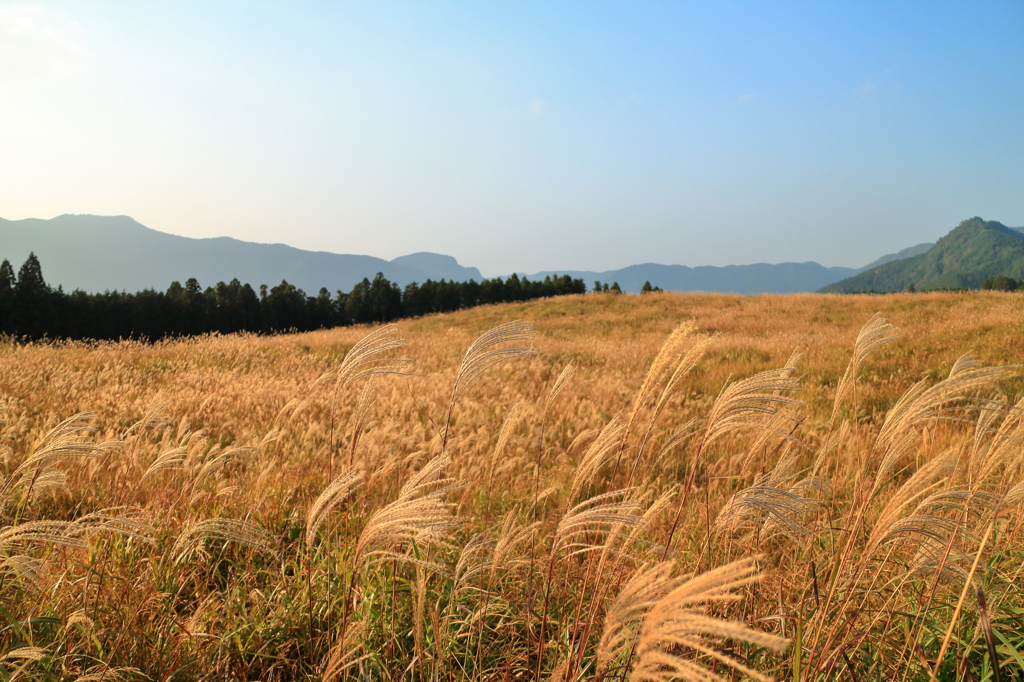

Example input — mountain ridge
[1,213,995,295]
[0,214,480,294]
[819,218,1024,293]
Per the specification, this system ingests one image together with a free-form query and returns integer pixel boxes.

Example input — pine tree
[14,253,55,338]
[0,259,15,334]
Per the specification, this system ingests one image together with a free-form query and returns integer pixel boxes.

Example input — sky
[1,2,1022,276]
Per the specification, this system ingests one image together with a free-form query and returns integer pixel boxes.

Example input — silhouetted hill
[389,252,481,282]
[0,214,478,293]
[820,218,1024,293]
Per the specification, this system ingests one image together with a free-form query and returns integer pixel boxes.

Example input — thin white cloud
[0,3,93,81]
[734,93,755,104]
[530,97,545,115]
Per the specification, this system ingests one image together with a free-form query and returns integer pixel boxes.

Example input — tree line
[0,253,587,341]
[980,275,1023,291]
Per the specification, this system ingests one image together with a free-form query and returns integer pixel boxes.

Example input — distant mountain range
[0,215,481,294]
[820,218,1024,293]
[519,262,859,295]
[1,214,1018,295]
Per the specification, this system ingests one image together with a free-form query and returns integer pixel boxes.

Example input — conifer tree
[0,259,14,333]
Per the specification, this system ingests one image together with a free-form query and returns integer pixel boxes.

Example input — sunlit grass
[2,290,1023,680]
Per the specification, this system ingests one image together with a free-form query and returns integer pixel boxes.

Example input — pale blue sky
[2,1,1022,275]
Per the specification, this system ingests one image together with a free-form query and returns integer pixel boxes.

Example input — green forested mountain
[819,218,1024,293]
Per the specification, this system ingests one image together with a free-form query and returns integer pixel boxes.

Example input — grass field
[2,291,1024,681]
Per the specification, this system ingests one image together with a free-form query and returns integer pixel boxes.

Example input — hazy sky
[2,2,1022,275]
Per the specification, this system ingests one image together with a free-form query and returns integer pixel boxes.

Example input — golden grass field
[2,291,1023,681]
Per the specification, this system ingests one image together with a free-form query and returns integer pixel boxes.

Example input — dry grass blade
[630,557,789,682]
[171,518,276,562]
[306,468,363,546]
[830,314,899,428]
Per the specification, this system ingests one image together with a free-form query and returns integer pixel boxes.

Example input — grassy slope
[820,217,1024,293]
[2,291,1024,680]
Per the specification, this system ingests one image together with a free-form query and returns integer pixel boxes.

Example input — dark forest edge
[0,253,594,342]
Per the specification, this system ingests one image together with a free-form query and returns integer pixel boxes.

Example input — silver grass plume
[0,554,43,592]
[873,355,1008,469]
[73,667,146,682]
[141,445,188,481]
[453,511,534,595]
[974,395,1024,481]
[598,562,685,673]
[451,320,537,403]
[544,360,576,413]
[489,402,525,481]
[346,376,380,466]
[611,487,678,563]
[569,418,626,502]
[629,557,790,682]
[864,451,957,557]
[1,646,47,662]
[322,620,369,681]
[698,366,803,452]
[627,323,697,428]
[443,321,536,448]
[171,518,276,562]
[315,324,410,396]
[651,419,703,471]
[554,488,643,558]
[306,468,364,547]
[2,412,120,499]
[888,484,1008,585]
[619,324,714,479]
[829,314,899,429]
[715,455,827,542]
[1,509,153,554]
[354,453,462,570]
